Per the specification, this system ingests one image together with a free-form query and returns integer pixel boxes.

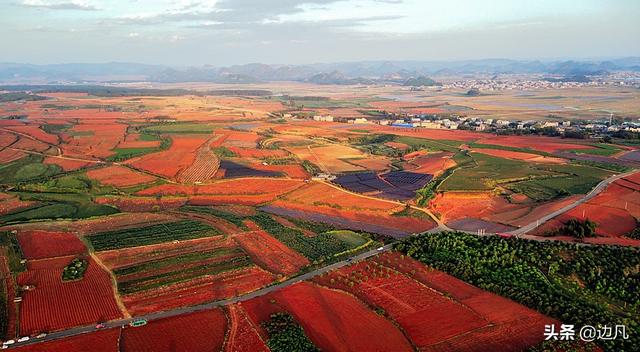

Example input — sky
[1,0,639,66]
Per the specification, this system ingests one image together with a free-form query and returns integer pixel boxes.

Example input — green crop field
[0,155,62,184]
[250,213,370,261]
[439,152,552,191]
[507,164,613,201]
[142,123,216,134]
[88,220,221,251]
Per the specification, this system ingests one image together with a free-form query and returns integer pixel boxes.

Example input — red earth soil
[404,151,456,175]
[251,163,310,179]
[362,252,558,351]
[315,260,488,348]
[0,193,37,215]
[121,309,227,352]
[224,304,269,352]
[0,149,26,163]
[16,230,86,260]
[12,137,52,153]
[128,135,209,179]
[97,236,233,270]
[234,230,310,276]
[473,148,566,163]
[0,131,18,147]
[226,146,288,158]
[281,182,401,212]
[475,135,594,153]
[242,281,413,351]
[62,123,127,159]
[267,200,435,236]
[117,133,161,149]
[189,194,281,206]
[86,165,157,187]
[123,266,274,316]
[136,178,304,196]
[5,125,59,145]
[17,257,123,335]
[95,196,187,212]
[43,156,91,171]
[64,212,179,236]
[13,329,120,352]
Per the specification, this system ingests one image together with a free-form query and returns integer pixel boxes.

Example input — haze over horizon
[2,0,639,66]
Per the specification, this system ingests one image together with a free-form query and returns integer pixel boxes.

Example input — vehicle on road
[377,246,384,251]
[17,337,30,343]
[35,333,47,339]
[95,323,106,329]
[129,319,147,327]
[2,340,15,346]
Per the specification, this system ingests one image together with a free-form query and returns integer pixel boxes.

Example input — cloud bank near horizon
[2,0,639,65]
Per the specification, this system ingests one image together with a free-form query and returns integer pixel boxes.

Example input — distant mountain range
[1,58,639,84]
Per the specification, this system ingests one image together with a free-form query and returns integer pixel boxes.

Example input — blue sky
[1,0,639,65]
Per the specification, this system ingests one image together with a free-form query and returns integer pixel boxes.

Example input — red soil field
[473,148,567,163]
[65,212,179,236]
[476,135,594,153]
[128,135,210,179]
[95,196,187,212]
[13,329,120,352]
[371,124,484,142]
[5,125,59,145]
[282,182,401,212]
[62,123,127,159]
[224,304,269,352]
[123,266,274,315]
[234,231,309,275]
[0,132,18,148]
[17,257,123,335]
[315,260,488,348]
[97,236,233,270]
[12,137,52,153]
[242,282,413,351]
[16,230,86,260]
[404,151,456,175]
[0,193,37,215]
[118,133,161,149]
[136,178,304,196]
[189,194,280,206]
[121,309,227,352]
[86,165,157,187]
[251,163,309,179]
[177,141,220,184]
[226,146,289,158]
[0,149,25,163]
[43,156,91,171]
[430,192,524,224]
[352,252,558,351]
[266,201,435,236]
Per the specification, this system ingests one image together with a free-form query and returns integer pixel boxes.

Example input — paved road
[6,244,392,349]
[507,169,637,236]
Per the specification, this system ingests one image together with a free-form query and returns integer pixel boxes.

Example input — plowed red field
[123,266,274,315]
[16,230,86,259]
[17,257,123,335]
[224,304,268,352]
[136,178,304,196]
[87,165,157,187]
[0,193,37,216]
[0,149,26,163]
[43,157,91,171]
[349,252,559,351]
[315,260,488,348]
[242,282,413,351]
[6,125,59,145]
[476,135,594,153]
[128,135,209,179]
[121,309,227,352]
[234,231,309,275]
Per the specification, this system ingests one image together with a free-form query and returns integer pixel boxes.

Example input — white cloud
[18,0,100,11]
